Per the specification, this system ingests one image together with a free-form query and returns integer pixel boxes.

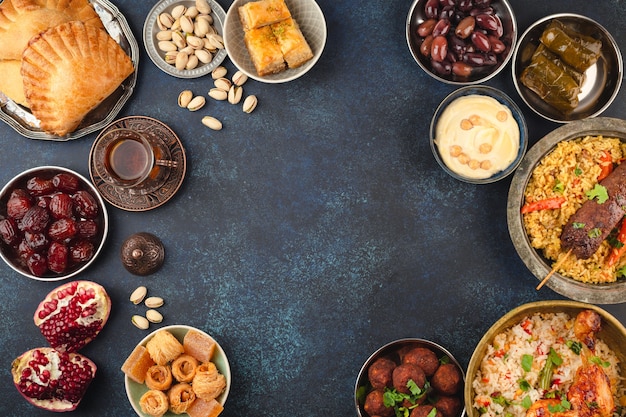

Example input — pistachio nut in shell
[146,309,163,324]
[178,90,193,107]
[228,86,243,104]
[232,70,248,86]
[202,116,223,130]
[132,315,150,330]
[195,49,213,64]
[243,95,258,113]
[211,66,227,80]
[196,0,211,15]
[208,88,227,101]
[214,77,231,91]
[145,296,164,308]
[130,286,147,305]
[186,95,206,111]
[175,51,189,71]
[186,54,199,70]
[171,4,187,19]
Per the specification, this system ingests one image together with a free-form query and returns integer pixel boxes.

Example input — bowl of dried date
[406,0,517,84]
[0,166,108,281]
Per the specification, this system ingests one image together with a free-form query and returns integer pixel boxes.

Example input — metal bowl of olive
[406,0,517,84]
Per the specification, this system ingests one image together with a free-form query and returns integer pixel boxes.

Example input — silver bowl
[355,338,465,417]
[0,166,108,281]
[512,13,623,123]
[507,117,626,303]
[406,0,517,85]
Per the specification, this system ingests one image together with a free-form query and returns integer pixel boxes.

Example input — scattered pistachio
[208,88,227,101]
[132,315,150,330]
[214,77,231,92]
[145,296,165,308]
[130,286,147,305]
[211,66,227,79]
[232,70,248,86]
[228,85,243,105]
[243,95,258,114]
[178,90,193,108]
[146,309,164,324]
[202,116,223,130]
[187,95,206,111]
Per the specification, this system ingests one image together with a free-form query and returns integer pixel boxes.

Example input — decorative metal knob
[120,232,165,275]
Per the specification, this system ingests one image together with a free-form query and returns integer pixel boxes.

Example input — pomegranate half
[12,347,96,412]
[34,280,111,352]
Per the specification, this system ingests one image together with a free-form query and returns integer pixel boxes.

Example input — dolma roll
[540,22,601,72]
[532,44,586,87]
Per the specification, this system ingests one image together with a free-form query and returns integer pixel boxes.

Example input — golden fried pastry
[238,0,291,30]
[21,20,134,136]
[271,18,313,69]
[0,59,27,106]
[192,362,226,402]
[145,365,173,391]
[168,382,196,414]
[145,330,185,366]
[139,389,169,417]
[183,329,216,364]
[121,345,156,384]
[171,354,199,383]
[187,397,224,417]
[244,25,286,76]
[0,0,103,60]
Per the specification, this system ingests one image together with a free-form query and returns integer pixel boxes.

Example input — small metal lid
[120,232,164,275]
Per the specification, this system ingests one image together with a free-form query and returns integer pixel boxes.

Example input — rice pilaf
[472,312,625,417]
[522,135,626,283]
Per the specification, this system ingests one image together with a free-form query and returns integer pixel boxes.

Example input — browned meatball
[410,404,443,417]
[368,357,396,389]
[364,389,394,417]
[434,395,463,417]
[431,363,463,395]
[392,363,426,394]
[402,347,440,377]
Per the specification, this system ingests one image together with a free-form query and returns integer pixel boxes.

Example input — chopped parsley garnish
[590,356,611,368]
[522,395,532,409]
[586,184,609,204]
[575,166,583,176]
[617,265,626,277]
[573,222,586,229]
[518,379,531,392]
[521,354,533,372]
[548,398,572,413]
[553,179,565,193]
[588,228,602,238]
[383,380,430,416]
[566,340,582,354]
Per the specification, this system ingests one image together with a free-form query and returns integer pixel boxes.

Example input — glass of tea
[97,128,176,191]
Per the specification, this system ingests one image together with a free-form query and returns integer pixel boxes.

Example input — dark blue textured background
[1,0,626,416]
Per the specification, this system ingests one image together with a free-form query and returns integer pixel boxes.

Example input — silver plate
[0,0,139,141]
[507,117,626,304]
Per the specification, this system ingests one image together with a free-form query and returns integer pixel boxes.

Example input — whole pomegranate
[11,347,96,412]
[34,280,111,352]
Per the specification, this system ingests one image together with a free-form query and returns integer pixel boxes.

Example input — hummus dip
[435,94,520,180]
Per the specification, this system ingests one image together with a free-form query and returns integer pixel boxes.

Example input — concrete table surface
[1,0,626,416]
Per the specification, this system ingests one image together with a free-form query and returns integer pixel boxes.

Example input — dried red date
[49,193,74,219]
[47,242,68,274]
[455,16,475,39]
[21,206,50,233]
[6,195,32,220]
[48,218,77,242]
[70,240,94,264]
[430,35,448,62]
[52,173,80,193]
[27,252,48,276]
[417,19,436,37]
[25,232,48,252]
[0,218,19,245]
[76,220,98,239]
[26,177,54,196]
[73,190,99,219]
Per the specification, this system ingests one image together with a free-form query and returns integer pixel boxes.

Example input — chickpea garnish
[479,143,493,154]
[480,160,492,170]
[469,114,482,125]
[460,119,473,130]
[468,159,480,170]
[496,110,508,122]
[449,145,463,157]
[458,153,470,164]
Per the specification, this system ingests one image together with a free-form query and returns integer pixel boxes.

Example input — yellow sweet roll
[192,362,226,401]
[145,330,185,366]
[171,354,199,383]
[139,389,169,417]
[145,365,173,391]
[168,382,196,414]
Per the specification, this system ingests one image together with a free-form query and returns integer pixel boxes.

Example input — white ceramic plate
[124,325,231,417]
[143,0,228,78]
[223,0,327,83]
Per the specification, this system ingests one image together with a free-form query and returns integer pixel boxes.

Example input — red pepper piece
[520,197,566,214]
[607,217,626,267]
[597,151,613,181]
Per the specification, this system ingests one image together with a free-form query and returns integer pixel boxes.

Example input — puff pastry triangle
[21,21,134,136]
[0,0,103,60]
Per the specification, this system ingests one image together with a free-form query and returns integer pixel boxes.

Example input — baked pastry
[238,0,291,30]
[0,59,28,106]
[271,18,313,68]
[145,365,173,391]
[168,383,196,414]
[171,354,199,383]
[139,389,169,417]
[121,345,156,384]
[145,329,185,366]
[183,329,217,363]
[192,362,226,401]
[187,398,224,417]
[20,21,134,136]
[244,25,286,76]
[0,0,103,60]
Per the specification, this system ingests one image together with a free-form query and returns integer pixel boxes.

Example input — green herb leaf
[588,228,602,238]
[575,166,583,176]
[617,265,626,278]
[426,408,438,417]
[518,379,531,392]
[553,179,565,193]
[573,222,586,229]
[521,354,533,372]
[590,356,611,368]
[522,396,532,409]
[566,340,582,355]
[586,184,609,204]
[492,395,510,406]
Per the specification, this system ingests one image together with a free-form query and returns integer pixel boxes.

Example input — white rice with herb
[472,312,625,417]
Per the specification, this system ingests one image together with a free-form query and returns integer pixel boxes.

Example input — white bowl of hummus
[430,85,528,184]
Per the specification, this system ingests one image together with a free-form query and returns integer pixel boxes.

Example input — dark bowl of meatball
[355,338,466,417]
[0,166,108,281]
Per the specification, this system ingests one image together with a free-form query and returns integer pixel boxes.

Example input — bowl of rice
[465,300,626,417]
[508,117,626,304]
